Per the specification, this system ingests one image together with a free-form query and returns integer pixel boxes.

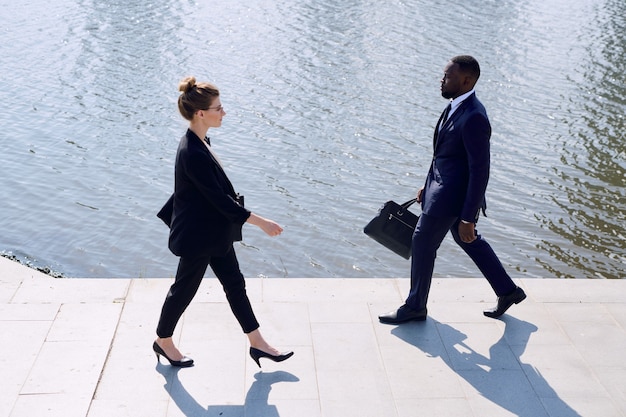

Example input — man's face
[440,62,466,100]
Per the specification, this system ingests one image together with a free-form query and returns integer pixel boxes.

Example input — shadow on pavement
[156,365,299,417]
[391,315,582,417]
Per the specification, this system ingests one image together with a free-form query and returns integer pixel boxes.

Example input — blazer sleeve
[157,194,174,227]
[460,111,491,222]
[182,145,250,225]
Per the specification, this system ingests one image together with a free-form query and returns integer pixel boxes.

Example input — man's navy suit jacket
[421,93,490,222]
[158,129,250,258]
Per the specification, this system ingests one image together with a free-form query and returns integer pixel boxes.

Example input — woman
[153,76,293,368]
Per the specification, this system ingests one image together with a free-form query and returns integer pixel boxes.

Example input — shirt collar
[448,88,475,113]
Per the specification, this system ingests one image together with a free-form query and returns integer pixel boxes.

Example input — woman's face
[198,98,226,128]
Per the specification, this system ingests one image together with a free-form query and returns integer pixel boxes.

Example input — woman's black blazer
[158,129,250,258]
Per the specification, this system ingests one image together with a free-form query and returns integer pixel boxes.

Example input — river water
[0,0,624,279]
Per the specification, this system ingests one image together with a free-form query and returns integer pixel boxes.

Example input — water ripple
[0,0,623,278]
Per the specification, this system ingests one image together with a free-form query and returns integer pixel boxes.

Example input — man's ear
[463,74,477,89]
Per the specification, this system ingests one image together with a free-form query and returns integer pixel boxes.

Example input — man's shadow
[391,316,582,417]
[156,365,299,417]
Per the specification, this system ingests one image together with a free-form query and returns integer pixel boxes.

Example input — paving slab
[1,256,625,417]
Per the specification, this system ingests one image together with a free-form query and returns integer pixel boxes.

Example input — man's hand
[458,221,476,243]
[416,187,424,203]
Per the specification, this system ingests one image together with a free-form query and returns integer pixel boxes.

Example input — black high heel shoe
[153,341,194,367]
[249,347,294,368]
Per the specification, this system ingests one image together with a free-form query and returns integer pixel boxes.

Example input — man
[379,55,526,324]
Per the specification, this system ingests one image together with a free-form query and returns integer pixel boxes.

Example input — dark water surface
[0,0,624,278]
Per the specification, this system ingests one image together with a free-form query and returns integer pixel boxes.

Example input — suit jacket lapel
[433,107,448,149]
[188,129,237,196]
[205,149,236,195]
[207,149,237,196]
[433,99,470,151]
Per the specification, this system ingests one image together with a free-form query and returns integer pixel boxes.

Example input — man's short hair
[451,55,480,81]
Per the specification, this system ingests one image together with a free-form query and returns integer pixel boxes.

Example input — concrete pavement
[1,256,625,417]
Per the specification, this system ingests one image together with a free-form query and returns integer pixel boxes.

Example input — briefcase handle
[400,198,418,210]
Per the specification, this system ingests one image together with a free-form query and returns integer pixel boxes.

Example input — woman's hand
[247,213,283,237]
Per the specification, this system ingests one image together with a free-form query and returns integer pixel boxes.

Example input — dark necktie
[439,103,451,130]
[434,103,452,148]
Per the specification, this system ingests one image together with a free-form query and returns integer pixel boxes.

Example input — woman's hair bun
[176,76,219,121]
[178,76,197,93]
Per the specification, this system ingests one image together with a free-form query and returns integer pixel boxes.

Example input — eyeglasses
[207,105,224,112]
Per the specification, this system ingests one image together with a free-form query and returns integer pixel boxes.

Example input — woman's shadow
[156,365,299,417]
[391,316,582,417]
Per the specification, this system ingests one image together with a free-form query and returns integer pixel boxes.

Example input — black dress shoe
[484,287,526,318]
[249,347,294,368]
[153,341,194,367]
[379,305,427,324]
